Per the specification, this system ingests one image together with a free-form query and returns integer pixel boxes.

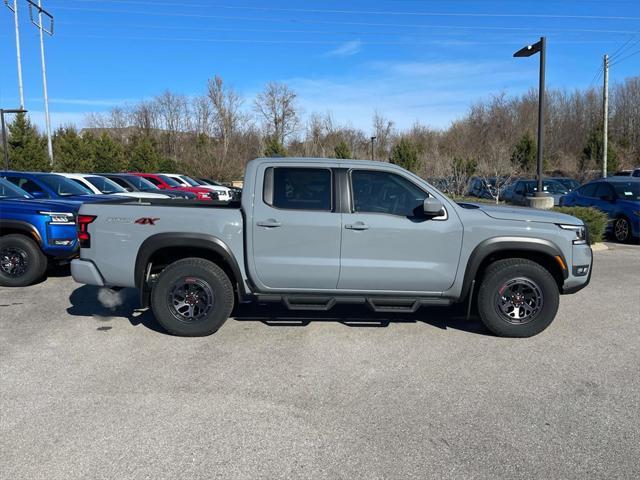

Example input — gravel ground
[1,243,639,480]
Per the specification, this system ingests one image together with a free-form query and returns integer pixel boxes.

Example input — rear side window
[264,167,332,211]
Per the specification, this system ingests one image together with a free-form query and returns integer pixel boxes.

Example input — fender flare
[134,232,246,296]
[458,236,568,301]
[0,220,42,245]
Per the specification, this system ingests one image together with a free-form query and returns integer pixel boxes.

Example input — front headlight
[38,211,75,225]
[633,210,640,217]
[558,224,587,245]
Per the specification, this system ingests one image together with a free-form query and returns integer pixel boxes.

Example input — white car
[57,173,170,199]
[162,173,232,201]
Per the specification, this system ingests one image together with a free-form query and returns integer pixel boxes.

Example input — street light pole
[514,36,546,197]
[370,136,376,160]
[4,0,25,108]
[1,108,28,170]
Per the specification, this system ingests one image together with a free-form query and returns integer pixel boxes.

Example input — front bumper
[71,259,105,286]
[561,243,593,294]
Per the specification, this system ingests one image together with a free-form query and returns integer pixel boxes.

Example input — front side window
[351,170,428,217]
[578,183,598,198]
[266,167,332,211]
[158,175,182,187]
[8,177,47,197]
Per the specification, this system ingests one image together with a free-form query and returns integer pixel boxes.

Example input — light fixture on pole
[514,36,546,197]
[370,136,377,160]
[1,108,28,170]
[26,0,54,166]
[4,1,25,109]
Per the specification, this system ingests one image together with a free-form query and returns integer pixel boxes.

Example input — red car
[129,173,215,201]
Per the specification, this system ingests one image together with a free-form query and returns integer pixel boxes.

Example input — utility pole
[602,54,609,179]
[370,136,376,160]
[4,0,25,108]
[27,0,54,165]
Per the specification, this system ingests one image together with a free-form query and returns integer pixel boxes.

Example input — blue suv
[1,171,119,202]
[560,177,640,243]
[0,178,81,286]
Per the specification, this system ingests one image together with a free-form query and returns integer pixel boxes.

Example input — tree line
[3,74,638,191]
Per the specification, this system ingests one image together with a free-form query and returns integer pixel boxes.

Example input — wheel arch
[0,220,42,245]
[459,237,568,302]
[135,232,246,308]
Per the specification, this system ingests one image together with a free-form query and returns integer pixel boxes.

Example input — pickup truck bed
[72,158,592,338]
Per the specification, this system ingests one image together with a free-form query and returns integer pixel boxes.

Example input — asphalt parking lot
[1,243,639,480]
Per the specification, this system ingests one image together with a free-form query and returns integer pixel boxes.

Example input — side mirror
[423,197,444,216]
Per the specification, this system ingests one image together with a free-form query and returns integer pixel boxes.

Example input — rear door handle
[257,219,282,228]
[345,222,369,231]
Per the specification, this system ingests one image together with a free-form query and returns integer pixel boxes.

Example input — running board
[255,294,451,312]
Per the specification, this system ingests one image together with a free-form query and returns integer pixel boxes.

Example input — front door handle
[345,222,369,231]
[257,219,282,228]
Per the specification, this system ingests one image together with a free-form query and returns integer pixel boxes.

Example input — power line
[609,48,640,66]
[59,0,640,21]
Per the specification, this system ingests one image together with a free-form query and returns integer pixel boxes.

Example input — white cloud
[324,40,363,57]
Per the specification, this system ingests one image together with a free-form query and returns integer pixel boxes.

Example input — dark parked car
[508,179,569,206]
[552,177,581,192]
[466,176,509,200]
[101,173,197,199]
[560,178,640,243]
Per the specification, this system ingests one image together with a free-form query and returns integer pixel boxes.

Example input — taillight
[77,215,96,248]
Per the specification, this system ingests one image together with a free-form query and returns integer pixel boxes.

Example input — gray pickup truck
[71,158,592,337]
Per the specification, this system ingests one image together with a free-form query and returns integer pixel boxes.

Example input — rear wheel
[477,258,559,337]
[0,234,47,287]
[150,258,234,336]
[613,216,632,243]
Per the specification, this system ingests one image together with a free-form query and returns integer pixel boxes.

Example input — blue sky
[1,0,639,132]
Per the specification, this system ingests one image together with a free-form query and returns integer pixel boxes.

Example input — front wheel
[477,258,559,337]
[0,234,48,287]
[150,258,234,336]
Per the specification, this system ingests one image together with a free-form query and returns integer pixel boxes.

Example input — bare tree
[207,75,245,161]
[253,82,299,144]
[372,111,394,160]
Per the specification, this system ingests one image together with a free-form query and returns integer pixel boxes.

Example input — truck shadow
[67,285,490,336]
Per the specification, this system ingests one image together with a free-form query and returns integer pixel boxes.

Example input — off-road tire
[0,234,47,287]
[477,258,559,338]
[150,258,234,336]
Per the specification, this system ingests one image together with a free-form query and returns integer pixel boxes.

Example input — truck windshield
[0,178,32,199]
[38,174,92,196]
[158,175,182,187]
[86,176,127,194]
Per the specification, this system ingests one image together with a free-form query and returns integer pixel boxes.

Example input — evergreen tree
[158,156,178,173]
[581,126,619,173]
[6,113,49,171]
[334,140,352,159]
[53,126,94,172]
[263,136,287,157]
[390,138,418,172]
[87,132,127,172]
[511,132,537,173]
[128,135,161,172]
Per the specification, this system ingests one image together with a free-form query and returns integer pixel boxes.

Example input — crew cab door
[338,169,463,293]
[250,165,341,290]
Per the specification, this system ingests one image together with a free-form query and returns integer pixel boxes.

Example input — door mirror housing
[423,197,444,216]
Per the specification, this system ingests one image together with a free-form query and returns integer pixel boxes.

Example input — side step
[255,294,451,313]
